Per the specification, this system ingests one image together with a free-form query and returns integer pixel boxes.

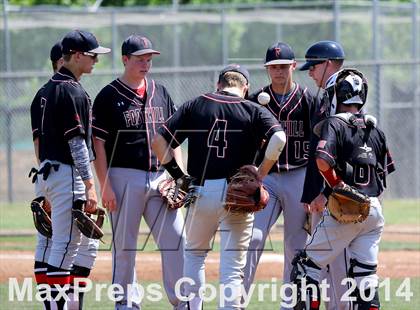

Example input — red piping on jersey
[94,136,106,142]
[64,125,83,136]
[92,125,109,134]
[264,124,282,137]
[201,94,243,104]
[269,83,299,111]
[116,78,146,101]
[161,124,181,146]
[110,81,143,106]
[146,79,157,170]
[283,86,306,171]
[51,72,77,83]
[316,149,335,161]
[40,97,47,135]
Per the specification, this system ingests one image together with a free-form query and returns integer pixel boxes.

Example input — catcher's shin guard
[348,258,379,310]
[351,287,380,310]
[290,251,321,310]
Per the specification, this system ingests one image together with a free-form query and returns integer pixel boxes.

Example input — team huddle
[29,29,395,310]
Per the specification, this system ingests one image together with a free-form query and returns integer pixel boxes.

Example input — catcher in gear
[290,69,395,310]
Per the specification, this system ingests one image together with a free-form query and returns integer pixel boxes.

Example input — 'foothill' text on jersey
[92,78,176,171]
[316,113,395,197]
[248,83,315,172]
[30,67,94,165]
[159,91,283,180]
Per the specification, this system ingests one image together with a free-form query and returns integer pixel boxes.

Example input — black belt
[28,162,60,183]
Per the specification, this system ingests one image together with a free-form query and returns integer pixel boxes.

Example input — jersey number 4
[207,119,228,158]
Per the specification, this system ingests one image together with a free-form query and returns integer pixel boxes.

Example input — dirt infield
[1,250,419,283]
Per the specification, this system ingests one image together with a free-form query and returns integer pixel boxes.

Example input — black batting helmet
[300,40,345,71]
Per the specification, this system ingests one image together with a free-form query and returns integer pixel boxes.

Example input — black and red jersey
[248,83,316,172]
[315,113,395,197]
[30,67,94,165]
[92,78,176,171]
[158,90,283,180]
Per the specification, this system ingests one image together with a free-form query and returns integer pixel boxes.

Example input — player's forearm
[93,137,110,189]
[152,134,185,179]
[258,130,287,177]
[152,134,173,164]
[172,146,185,172]
[316,157,342,188]
[68,136,93,181]
[258,158,277,178]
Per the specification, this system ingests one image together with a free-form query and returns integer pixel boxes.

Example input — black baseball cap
[50,41,63,62]
[264,42,295,66]
[122,35,161,56]
[218,64,250,84]
[61,30,111,55]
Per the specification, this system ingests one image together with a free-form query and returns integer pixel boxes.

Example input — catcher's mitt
[72,200,106,240]
[158,175,197,209]
[327,183,371,223]
[224,165,269,213]
[30,196,52,238]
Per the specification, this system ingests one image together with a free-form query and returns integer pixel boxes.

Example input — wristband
[162,158,184,180]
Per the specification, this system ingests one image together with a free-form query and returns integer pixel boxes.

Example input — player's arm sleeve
[314,120,339,168]
[92,89,110,142]
[158,101,190,148]
[68,136,93,181]
[61,86,87,141]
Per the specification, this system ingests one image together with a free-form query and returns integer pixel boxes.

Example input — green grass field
[1,199,419,252]
[1,278,419,309]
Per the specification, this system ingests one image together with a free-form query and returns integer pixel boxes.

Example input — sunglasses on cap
[82,51,98,59]
[69,50,98,59]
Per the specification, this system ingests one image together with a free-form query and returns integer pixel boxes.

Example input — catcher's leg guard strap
[290,251,321,310]
[353,286,380,310]
[349,258,377,278]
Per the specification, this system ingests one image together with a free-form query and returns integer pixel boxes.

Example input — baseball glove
[327,183,371,223]
[224,165,269,213]
[158,175,197,209]
[72,200,106,240]
[30,196,52,238]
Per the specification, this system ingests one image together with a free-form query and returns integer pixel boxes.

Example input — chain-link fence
[1,1,419,202]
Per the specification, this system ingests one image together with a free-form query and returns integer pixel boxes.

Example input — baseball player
[299,40,351,310]
[30,29,110,309]
[152,64,287,309]
[291,69,395,310]
[92,35,186,310]
[242,42,316,307]
[31,40,101,310]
